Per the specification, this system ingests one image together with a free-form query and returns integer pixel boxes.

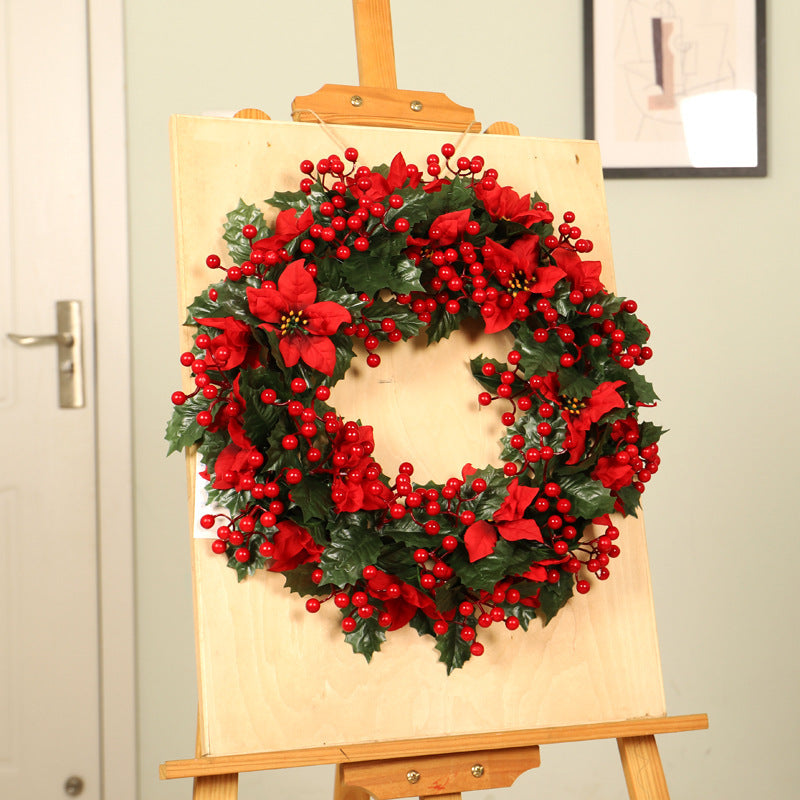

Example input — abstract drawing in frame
[584,0,766,177]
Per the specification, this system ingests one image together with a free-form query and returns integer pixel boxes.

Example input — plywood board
[170,115,666,759]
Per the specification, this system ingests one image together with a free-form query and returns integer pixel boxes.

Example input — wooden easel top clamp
[235,0,519,136]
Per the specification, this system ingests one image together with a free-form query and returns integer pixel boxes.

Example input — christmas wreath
[166,145,663,673]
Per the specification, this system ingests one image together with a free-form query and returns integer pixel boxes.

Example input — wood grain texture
[161,715,707,780]
[168,116,665,761]
[334,764,371,800]
[353,0,397,89]
[192,773,238,800]
[617,735,670,799]
[233,108,270,120]
[341,746,540,799]
[292,85,476,131]
[485,121,520,136]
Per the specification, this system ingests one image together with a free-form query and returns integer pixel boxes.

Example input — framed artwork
[584,0,767,177]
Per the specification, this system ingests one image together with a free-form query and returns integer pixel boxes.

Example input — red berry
[211,539,226,555]
[234,547,250,563]
[305,598,321,613]
[341,617,357,633]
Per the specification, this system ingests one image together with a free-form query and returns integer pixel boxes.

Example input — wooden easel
[162,3,707,798]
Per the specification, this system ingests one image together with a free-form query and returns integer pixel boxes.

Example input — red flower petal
[464,520,498,562]
[496,518,543,543]
[277,259,317,309]
[247,285,288,327]
[304,300,351,335]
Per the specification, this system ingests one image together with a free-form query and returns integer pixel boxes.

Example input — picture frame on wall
[584,0,767,178]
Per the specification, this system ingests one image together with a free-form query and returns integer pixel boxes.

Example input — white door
[1,1,102,797]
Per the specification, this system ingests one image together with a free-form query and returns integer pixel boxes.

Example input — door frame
[88,1,137,798]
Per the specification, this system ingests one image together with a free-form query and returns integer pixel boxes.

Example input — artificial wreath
[166,145,663,672]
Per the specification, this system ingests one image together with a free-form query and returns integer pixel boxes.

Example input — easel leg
[193,772,238,800]
[617,735,670,800]
[334,764,371,800]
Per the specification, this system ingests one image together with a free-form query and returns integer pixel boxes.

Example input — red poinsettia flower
[330,465,393,513]
[366,571,453,630]
[474,182,551,227]
[211,417,258,491]
[551,246,604,298]
[347,152,424,204]
[464,478,543,562]
[194,316,260,370]
[405,208,471,263]
[251,207,314,256]
[267,519,324,573]
[592,456,636,492]
[541,374,627,465]
[480,236,566,333]
[246,259,351,375]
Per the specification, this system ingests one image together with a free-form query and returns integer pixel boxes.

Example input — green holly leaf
[380,513,440,549]
[320,514,383,586]
[362,297,426,338]
[469,356,504,392]
[537,572,574,625]
[426,306,462,343]
[557,368,598,401]
[434,618,472,674]
[268,186,328,212]
[227,550,268,582]
[424,177,474,218]
[504,601,539,632]
[448,539,540,592]
[165,393,208,454]
[558,473,616,518]
[223,200,270,265]
[329,333,357,385]
[623,370,659,405]
[409,611,435,638]
[465,466,510,521]
[344,614,386,662]
[238,368,283,444]
[614,485,641,517]
[289,475,332,524]
[515,326,562,376]
[280,562,323,597]
[186,278,262,327]
[639,421,666,447]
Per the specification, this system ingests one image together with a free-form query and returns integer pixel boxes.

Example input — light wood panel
[169,116,666,760]
[161,715,708,780]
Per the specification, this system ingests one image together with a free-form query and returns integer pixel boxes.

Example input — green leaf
[614,485,641,517]
[344,614,386,662]
[639,421,666,448]
[538,572,574,625]
[187,278,262,327]
[268,186,328,212]
[290,475,332,524]
[424,177,474,219]
[448,539,540,592]
[465,466,510,521]
[227,550,268,582]
[623,370,659,405]
[380,513,440,549]
[557,368,597,401]
[362,297,426,338]
[320,514,383,586]
[557,473,616,519]
[469,356,504,392]
[165,393,207,454]
[281,563,324,597]
[238,368,284,445]
[434,618,472,674]
[223,200,270,265]
[426,306,461,344]
[515,326,562,376]
[504,602,539,632]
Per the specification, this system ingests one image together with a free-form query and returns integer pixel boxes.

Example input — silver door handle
[7,300,85,408]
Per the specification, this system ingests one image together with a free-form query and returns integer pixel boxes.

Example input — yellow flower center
[279,310,309,335]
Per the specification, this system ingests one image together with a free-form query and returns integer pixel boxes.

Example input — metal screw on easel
[406,770,421,784]
[410,100,423,112]
[350,95,364,107]
[471,764,485,778]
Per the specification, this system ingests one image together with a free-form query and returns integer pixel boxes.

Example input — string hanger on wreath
[166,143,663,673]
